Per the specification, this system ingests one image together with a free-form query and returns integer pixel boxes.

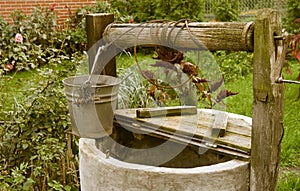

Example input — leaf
[216,89,239,103]
[192,76,209,83]
[209,75,224,93]
[23,178,35,190]
[141,70,155,81]
[22,143,29,150]
[151,60,176,70]
[30,155,38,161]
[293,18,300,24]
[153,46,184,64]
[64,185,72,191]
[148,85,157,99]
[182,62,198,76]
[296,51,300,61]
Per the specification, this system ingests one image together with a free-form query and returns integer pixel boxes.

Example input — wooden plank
[114,108,252,153]
[136,106,197,118]
[116,108,251,136]
[113,120,250,160]
[211,111,229,137]
[251,9,284,191]
[103,22,254,52]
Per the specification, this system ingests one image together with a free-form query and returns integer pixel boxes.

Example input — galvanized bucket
[63,75,121,138]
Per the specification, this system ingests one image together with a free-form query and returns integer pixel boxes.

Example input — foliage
[212,0,240,21]
[277,172,300,191]
[287,19,300,61]
[0,1,298,190]
[122,47,239,109]
[80,0,111,15]
[109,0,205,22]
[117,48,252,109]
[214,51,253,82]
[0,58,81,190]
[117,53,158,109]
[0,6,84,188]
[118,67,158,109]
[280,61,300,168]
[0,6,86,74]
[285,18,300,98]
[284,0,300,33]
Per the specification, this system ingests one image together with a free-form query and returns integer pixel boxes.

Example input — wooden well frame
[85,9,285,191]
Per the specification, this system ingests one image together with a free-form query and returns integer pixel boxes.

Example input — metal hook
[274,36,284,41]
[273,34,300,85]
[276,77,300,84]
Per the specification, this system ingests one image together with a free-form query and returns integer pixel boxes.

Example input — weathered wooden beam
[103,22,254,52]
[211,112,229,137]
[136,106,197,118]
[251,9,284,191]
[86,13,116,76]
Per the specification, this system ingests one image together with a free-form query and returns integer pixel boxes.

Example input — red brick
[0,0,97,25]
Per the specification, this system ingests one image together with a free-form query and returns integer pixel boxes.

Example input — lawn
[0,52,299,190]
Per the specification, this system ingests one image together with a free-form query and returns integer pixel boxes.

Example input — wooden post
[86,13,116,76]
[251,9,284,191]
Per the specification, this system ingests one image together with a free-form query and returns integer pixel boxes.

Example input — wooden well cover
[114,107,251,160]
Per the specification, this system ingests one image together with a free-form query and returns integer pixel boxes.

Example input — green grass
[116,50,159,77]
[0,69,39,112]
[280,62,300,168]
[225,74,253,117]
[277,171,300,191]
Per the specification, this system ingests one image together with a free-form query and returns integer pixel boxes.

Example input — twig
[23,77,53,120]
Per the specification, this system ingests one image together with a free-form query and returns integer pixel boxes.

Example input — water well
[79,108,251,191]
[73,9,285,191]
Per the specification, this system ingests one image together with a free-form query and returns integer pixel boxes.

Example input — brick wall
[0,0,97,24]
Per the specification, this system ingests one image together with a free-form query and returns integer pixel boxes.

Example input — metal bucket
[63,75,121,138]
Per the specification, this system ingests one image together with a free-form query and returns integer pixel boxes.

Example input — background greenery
[0,0,299,190]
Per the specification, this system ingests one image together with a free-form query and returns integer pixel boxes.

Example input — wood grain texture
[136,106,197,118]
[86,13,116,76]
[103,22,254,52]
[251,9,284,191]
[211,111,229,137]
[114,108,251,157]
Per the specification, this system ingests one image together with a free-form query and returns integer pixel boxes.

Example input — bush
[284,0,300,33]
[0,59,81,190]
[212,0,240,22]
[0,5,86,190]
[214,51,253,82]
[109,0,205,22]
[0,6,86,74]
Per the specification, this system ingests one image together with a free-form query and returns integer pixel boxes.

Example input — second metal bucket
[63,75,121,138]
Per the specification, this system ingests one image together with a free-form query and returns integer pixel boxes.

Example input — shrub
[0,59,81,190]
[212,0,240,22]
[0,6,86,74]
[109,0,205,22]
[0,6,86,189]
[285,18,300,98]
[284,0,300,33]
[214,51,253,82]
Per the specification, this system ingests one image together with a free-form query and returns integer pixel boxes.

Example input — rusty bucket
[63,75,121,138]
